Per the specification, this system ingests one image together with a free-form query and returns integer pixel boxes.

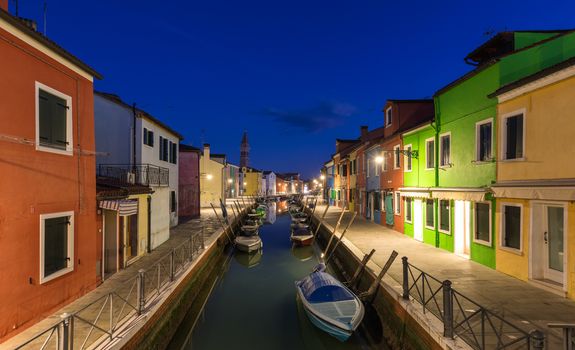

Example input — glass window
[405,197,412,222]
[503,205,521,250]
[41,212,73,283]
[38,88,70,151]
[394,192,401,215]
[440,134,450,167]
[425,199,434,228]
[373,192,381,211]
[394,145,400,169]
[477,121,492,161]
[426,139,435,169]
[505,114,524,160]
[439,199,450,232]
[171,191,177,213]
[475,202,490,243]
[386,107,392,126]
[405,145,412,171]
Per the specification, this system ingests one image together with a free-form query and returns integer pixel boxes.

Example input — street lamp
[227,178,233,183]
[375,156,384,164]
[320,175,325,180]
[206,174,213,180]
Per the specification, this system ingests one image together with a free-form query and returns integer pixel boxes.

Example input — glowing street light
[375,156,384,164]
[320,175,325,180]
[227,178,233,183]
[206,174,213,180]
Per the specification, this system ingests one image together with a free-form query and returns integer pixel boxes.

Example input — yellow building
[491,60,575,299]
[348,150,358,212]
[242,168,263,196]
[200,144,225,207]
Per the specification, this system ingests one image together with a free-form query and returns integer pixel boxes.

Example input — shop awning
[99,199,138,216]
[399,188,431,199]
[431,188,487,202]
[491,186,575,201]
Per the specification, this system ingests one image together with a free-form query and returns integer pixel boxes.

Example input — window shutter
[159,136,164,159]
[149,131,154,147]
[39,92,52,145]
[143,128,148,145]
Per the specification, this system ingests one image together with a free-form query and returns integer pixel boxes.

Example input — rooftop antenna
[43,1,47,35]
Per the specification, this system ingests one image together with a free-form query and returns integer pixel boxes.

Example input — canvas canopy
[99,199,138,216]
[431,189,487,202]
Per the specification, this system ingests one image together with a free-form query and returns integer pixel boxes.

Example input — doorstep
[528,278,567,298]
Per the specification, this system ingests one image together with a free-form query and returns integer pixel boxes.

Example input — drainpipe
[147,195,152,253]
[433,96,441,248]
[132,103,137,170]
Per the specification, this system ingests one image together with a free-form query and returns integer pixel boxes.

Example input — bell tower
[240,131,250,168]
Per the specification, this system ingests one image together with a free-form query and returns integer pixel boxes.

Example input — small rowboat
[234,235,263,253]
[295,265,364,341]
[290,227,314,246]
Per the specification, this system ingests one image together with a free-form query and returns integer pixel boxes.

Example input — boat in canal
[291,227,314,246]
[235,234,263,253]
[295,265,365,342]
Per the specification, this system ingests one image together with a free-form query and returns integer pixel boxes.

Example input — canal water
[170,202,387,350]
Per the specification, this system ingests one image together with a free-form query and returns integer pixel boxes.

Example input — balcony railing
[98,164,169,187]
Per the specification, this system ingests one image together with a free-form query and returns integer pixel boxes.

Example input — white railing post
[137,269,146,315]
[58,313,73,350]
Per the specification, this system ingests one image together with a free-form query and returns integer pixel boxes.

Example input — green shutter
[39,89,68,150]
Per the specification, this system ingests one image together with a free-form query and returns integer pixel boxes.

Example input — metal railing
[402,257,543,350]
[15,232,204,350]
[98,164,169,187]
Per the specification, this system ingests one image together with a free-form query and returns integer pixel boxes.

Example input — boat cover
[300,272,355,303]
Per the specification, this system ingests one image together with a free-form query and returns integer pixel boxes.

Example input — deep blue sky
[16,0,575,179]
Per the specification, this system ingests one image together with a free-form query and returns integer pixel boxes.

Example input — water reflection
[265,202,276,224]
[291,245,314,262]
[234,250,263,268]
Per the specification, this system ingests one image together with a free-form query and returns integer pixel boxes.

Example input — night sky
[16,0,575,179]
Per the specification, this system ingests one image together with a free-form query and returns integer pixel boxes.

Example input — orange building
[0,5,102,340]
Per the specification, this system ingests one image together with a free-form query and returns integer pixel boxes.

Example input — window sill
[394,212,401,216]
[40,266,74,284]
[473,239,492,247]
[404,169,413,173]
[499,246,523,256]
[36,144,73,156]
[499,157,526,163]
[472,160,494,165]
[405,220,413,224]
[424,225,435,230]
[439,229,451,235]
[425,168,434,171]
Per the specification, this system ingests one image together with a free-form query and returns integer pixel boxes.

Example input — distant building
[242,167,263,196]
[224,163,240,199]
[200,144,226,207]
[263,171,276,196]
[94,92,183,250]
[240,131,250,168]
[179,144,201,218]
[0,4,102,340]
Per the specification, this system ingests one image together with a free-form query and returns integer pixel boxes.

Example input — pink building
[179,144,201,218]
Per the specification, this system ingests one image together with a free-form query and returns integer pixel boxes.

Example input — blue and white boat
[295,265,364,341]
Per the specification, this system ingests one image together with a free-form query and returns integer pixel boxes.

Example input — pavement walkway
[313,204,575,348]
[2,202,250,350]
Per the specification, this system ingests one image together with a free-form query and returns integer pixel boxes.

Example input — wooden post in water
[322,208,346,258]
[313,204,330,238]
[210,203,233,243]
[346,249,376,291]
[360,250,399,301]
[325,212,357,264]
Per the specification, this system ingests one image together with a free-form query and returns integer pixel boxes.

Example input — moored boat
[295,265,364,341]
[290,227,314,246]
[235,235,263,253]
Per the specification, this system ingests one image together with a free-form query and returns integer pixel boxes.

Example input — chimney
[203,143,210,161]
[360,125,368,139]
[0,0,8,11]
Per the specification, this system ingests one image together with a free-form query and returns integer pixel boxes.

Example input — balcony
[98,164,169,187]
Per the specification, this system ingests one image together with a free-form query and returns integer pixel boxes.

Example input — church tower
[240,131,250,168]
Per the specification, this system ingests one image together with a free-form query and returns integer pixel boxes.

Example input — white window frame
[394,191,401,216]
[438,199,451,234]
[40,211,75,284]
[475,118,493,162]
[500,202,523,254]
[500,109,526,162]
[473,201,492,247]
[385,106,392,127]
[383,152,388,172]
[35,82,73,156]
[393,144,401,169]
[425,199,435,230]
[425,137,435,171]
[404,197,412,223]
[404,144,412,172]
[439,132,451,168]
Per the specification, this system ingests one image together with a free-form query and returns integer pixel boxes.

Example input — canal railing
[402,256,546,350]
[14,231,206,350]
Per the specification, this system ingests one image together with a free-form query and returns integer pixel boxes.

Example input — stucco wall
[150,187,170,249]
[0,23,98,340]
[199,155,223,207]
[179,151,200,217]
[402,125,435,188]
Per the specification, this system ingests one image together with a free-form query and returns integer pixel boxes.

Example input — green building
[401,30,575,269]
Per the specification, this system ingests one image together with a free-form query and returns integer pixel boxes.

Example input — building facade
[179,144,201,218]
[263,171,277,196]
[0,6,102,340]
[199,144,225,207]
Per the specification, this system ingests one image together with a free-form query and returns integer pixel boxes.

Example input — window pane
[44,216,69,277]
[405,198,412,221]
[407,146,412,170]
[149,131,154,146]
[475,203,490,242]
[159,136,163,159]
[479,123,492,161]
[426,199,434,227]
[506,115,523,159]
[440,200,449,231]
[504,206,521,249]
[143,128,148,145]
[441,136,450,166]
[39,90,67,150]
[426,141,434,168]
